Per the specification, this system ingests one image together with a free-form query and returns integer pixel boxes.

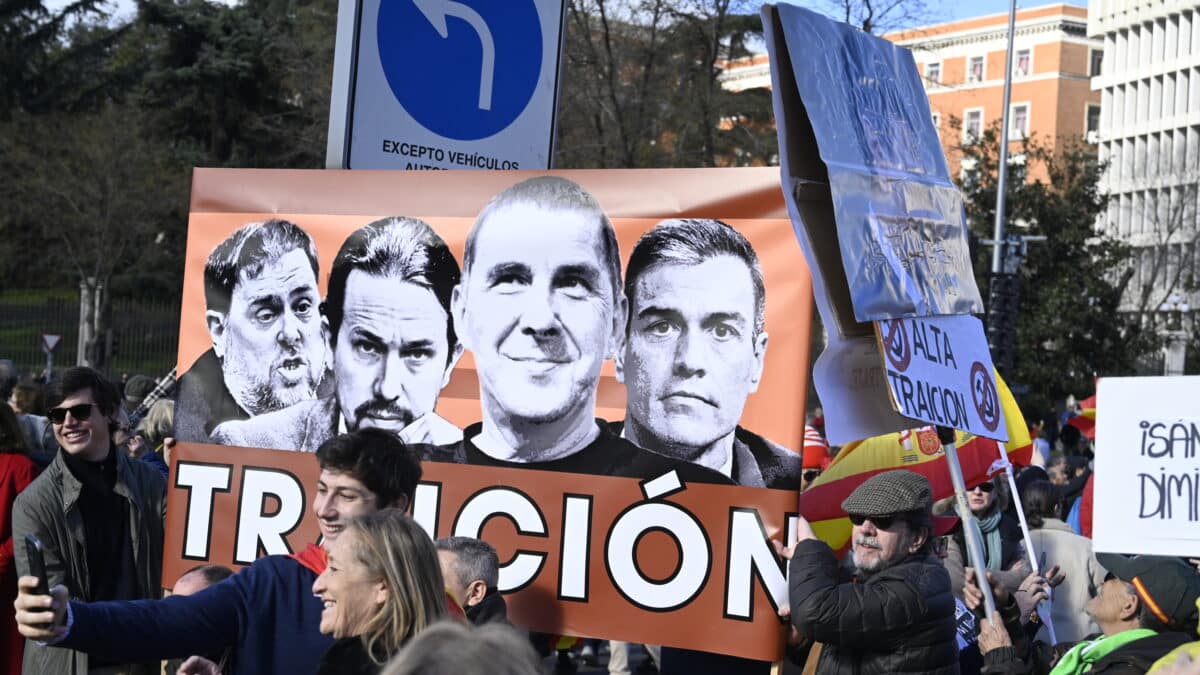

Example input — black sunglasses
[969,482,995,493]
[848,513,900,530]
[48,403,94,424]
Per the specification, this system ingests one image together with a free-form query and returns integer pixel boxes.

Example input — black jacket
[789,539,960,675]
[1086,631,1192,674]
[316,638,384,675]
[466,587,508,626]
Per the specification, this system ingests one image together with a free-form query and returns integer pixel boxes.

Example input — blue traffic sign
[377,0,544,141]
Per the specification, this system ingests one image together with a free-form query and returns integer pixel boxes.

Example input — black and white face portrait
[617,219,768,462]
[333,271,459,433]
[206,225,328,416]
[454,191,626,433]
[327,217,463,435]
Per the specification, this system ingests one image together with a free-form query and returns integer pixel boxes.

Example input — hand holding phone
[24,534,50,596]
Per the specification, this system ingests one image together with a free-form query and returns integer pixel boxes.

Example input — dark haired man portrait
[212,217,463,451]
[419,177,723,483]
[614,218,800,489]
[175,219,330,442]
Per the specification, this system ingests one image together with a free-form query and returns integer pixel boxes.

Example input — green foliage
[955,121,1158,416]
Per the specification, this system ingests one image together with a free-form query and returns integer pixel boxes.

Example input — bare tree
[1114,175,1200,315]
[814,0,944,35]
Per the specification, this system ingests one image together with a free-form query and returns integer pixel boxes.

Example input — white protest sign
[1093,375,1200,557]
[874,315,1007,441]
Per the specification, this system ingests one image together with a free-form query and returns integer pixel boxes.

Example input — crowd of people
[0,175,1197,675]
[4,360,1200,675]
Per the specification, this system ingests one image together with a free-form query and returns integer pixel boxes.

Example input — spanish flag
[1065,393,1097,440]
[800,373,1033,552]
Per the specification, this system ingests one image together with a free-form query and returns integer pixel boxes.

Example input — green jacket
[13,447,166,675]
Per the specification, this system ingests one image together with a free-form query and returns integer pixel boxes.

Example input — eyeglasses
[968,482,995,493]
[48,403,94,425]
[848,513,899,530]
[802,469,821,483]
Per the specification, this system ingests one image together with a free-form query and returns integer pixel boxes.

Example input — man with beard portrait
[175,220,331,442]
[211,217,463,451]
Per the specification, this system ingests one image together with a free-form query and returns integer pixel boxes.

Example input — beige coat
[1027,518,1108,644]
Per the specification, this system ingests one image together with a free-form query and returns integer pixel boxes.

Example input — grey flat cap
[842,470,933,517]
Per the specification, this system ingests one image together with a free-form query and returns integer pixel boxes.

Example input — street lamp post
[1159,293,1191,376]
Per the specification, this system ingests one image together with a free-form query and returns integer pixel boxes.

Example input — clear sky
[945,0,1087,23]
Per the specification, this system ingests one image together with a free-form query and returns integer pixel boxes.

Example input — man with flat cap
[779,469,959,674]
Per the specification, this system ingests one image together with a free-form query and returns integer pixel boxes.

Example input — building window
[1015,49,1031,77]
[925,62,941,84]
[969,56,985,83]
[1090,49,1104,77]
[1010,103,1029,139]
[964,108,984,143]
[1086,104,1102,142]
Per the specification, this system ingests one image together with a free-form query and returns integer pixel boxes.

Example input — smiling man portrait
[418,177,724,482]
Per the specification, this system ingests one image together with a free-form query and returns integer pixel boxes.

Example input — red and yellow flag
[800,372,1033,552]
[1065,393,1096,440]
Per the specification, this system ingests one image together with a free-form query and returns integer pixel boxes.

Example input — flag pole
[994,444,1057,644]
[938,426,997,620]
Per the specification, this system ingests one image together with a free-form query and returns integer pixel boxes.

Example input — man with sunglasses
[11,366,166,674]
[779,469,959,674]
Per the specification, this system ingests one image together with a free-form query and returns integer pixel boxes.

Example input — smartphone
[24,534,50,596]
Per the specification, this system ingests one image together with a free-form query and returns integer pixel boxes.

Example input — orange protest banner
[166,167,814,660]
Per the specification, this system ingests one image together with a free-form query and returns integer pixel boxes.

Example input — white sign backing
[1093,375,1200,558]
[327,0,565,170]
[874,315,1007,441]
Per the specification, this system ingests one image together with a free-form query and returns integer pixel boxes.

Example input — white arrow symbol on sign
[413,0,495,111]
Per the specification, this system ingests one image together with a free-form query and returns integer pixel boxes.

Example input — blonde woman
[312,509,448,674]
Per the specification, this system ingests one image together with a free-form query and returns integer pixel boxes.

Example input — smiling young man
[211,217,464,451]
[12,366,167,674]
[14,429,424,674]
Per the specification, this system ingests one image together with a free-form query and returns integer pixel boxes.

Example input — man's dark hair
[315,429,423,508]
[624,218,766,339]
[324,217,461,361]
[181,563,235,587]
[463,176,622,304]
[436,536,500,589]
[203,219,319,315]
[45,366,122,419]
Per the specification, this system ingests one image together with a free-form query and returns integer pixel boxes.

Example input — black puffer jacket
[789,539,960,675]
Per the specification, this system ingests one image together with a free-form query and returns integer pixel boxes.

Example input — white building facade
[1090,1,1200,324]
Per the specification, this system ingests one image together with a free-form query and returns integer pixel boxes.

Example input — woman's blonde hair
[347,509,447,664]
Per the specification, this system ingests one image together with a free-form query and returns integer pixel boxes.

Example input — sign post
[326,0,566,170]
[41,333,61,379]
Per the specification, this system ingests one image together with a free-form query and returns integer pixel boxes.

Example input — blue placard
[377,0,544,141]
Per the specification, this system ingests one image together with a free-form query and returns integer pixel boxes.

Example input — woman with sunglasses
[312,508,449,674]
[944,477,1029,600]
[1,404,38,674]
